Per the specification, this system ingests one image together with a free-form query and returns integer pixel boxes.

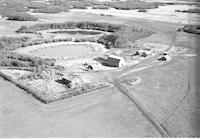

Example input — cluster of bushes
[16,22,123,33]
[0,36,30,51]
[0,1,39,21]
[178,24,200,34]
[97,26,154,48]
[20,64,59,80]
[21,37,72,47]
[32,6,69,13]
[175,8,200,14]
[0,36,55,67]
[6,12,38,21]
[74,37,96,42]
[0,51,55,67]
[138,9,148,12]
[105,1,159,10]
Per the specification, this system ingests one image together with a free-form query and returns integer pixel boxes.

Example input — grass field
[0,79,161,137]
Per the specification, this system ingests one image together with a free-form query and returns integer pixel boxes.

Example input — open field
[0,78,161,137]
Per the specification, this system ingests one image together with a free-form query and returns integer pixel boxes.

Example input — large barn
[106,55,126,67]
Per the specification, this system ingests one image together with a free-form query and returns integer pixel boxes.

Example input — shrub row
[175,9,200,14]
[16,22,123,33]
[6,12,38,21]
[32,5,69,13]
[92,5,110,9]
[22,37,72,47]
[105,1,159,10]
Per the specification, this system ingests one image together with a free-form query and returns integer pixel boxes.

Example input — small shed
[158,55,171,61]
[107,55,126,67]
[57,75,83,88]
[55,78,72,88]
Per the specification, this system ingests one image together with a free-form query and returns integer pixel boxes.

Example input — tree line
[16,22,123,33]
[0,36,55,67]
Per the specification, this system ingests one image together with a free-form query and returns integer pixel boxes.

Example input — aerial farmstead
[0,0,198,137]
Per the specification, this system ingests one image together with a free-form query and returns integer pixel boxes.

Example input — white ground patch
[141,43,170,52]
[168,46,188,56]
[182,53,197,57]
[56,58,118,73]
[15,41,107,59]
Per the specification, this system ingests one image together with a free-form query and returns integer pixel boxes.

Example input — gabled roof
[108,55,124,60]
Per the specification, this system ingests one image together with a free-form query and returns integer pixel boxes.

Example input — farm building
[107,55,126,67]
[97,55,126,67]
[56,75,83,88]
[158,55,171,61]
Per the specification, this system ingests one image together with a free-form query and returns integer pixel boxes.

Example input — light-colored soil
[56,58,118,72]
[15,42,106,59]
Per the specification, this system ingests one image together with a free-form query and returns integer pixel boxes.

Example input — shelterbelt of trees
[0,37,55,67]
[16,22,154,49]
[178,25,200,34]
[175,8,200,14]
[16,22,123,33]
[6,12,38,21]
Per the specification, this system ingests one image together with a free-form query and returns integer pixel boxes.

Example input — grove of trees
[97,26,154,48]
[0,36,55,67]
